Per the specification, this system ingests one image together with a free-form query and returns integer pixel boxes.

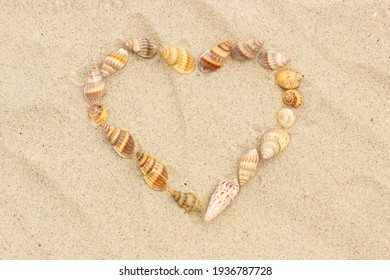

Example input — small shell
[103,124,135,158]
[88,104,108,127]
[276,69,302,89]
[197,39,234,73]
[168,189,202,213]
[238,149,260,187]
[259,128,290,160]
[283,89,302,108]
[258,50,291,70]
[204,179,240,222]
[277,108,295,129]
[136,151,168,191]
[159,47,195,74]
[100,48,128,78]
[83,64,106,104]
[124,38,157,58]
[231,38,265,61]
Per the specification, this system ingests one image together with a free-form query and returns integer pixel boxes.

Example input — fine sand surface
[0,0,389,259]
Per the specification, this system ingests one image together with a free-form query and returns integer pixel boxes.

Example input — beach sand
[0,0,389,259]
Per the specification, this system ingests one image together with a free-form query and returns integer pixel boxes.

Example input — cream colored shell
[259,128,290,159]
[277,108,295,129]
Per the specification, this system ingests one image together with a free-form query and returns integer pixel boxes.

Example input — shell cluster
[160,47,195,74]
[198,39,234,73]
[124,38,157,58]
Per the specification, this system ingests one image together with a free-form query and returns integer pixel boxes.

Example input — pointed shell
[231,38,265,61]
[276,69,302,89]
[136,151,168,191]
[159,47,195,74]
[258,50,291,70]
[197,39,234,73]
[277,108,295,129]
[100,48,128,78]
[88,104,107,127]
[168,189,202,213]
[238,149,260,187]
[124,38,157,58]
[83,64,106,104]
[259,128,290,160]
[283,89,302,108]
[204,179,240,222]
[103,124,135,158]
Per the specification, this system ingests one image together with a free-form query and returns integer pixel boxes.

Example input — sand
[0,0,389,259]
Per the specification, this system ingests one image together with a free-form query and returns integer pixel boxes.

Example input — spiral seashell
[159,47,195,74]
[231,38,265,61]
[136,151,168,191]
[276,69,302,89]
[258,50,291,70]
[238,149,260,187]
[283,89,302,108]
[103,124,135,158]
[204,178,240,222]
[277,108,295,129]
[88,104,107,127]
[100,48,128,78]
[168,189,202,213]
[83,64,106,104]
[124,38,157,58]
[259,128,290,160]
[197,39,234,73]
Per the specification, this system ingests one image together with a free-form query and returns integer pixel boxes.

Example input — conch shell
[124,38,157,58]
[83,64,106,104]
[277,108,295,129]
[197,39,234,73]
[159,47,195,74]
[103,124,135,158]
[100,48,128,78]
[136,151,168,191]
[259,128,290,160]
[283,89,302,108]
[88,104,107,127]
[276,69,302,89]
[238,149,260,187]
[258,50,290,70]
[168,189,202,213]
[231,38,265,61]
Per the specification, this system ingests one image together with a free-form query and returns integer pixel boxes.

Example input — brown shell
[168,189,202,213]
[136,151,168,191]
[103,124,135,158]
[100,48,128,78]
[231,38,265,61]
[197,39,234,73]
[124,38,157,58]
[83,64,106,104]
[258,50,291,70]
[88,104,107,127]
[283,89,302,108]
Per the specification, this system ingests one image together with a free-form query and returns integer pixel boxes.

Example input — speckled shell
[204,178,240,222]
[258,50,291,70]
[283,89,302,108]
[100,48,128,78]
[159,47,195,74]
[197,39,234,73]
[238,149,260,187]
[276,69,302,89]
[259,128,290,160]
[277,108,295,129]
[103,124,135,158]
[231,38,265,61]
[88,104,107,127]
[124,38,157,58]
[136,151,168,191]
[168,189,202,213]
[83,64,106,104]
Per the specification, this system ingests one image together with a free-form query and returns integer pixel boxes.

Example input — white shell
[277,108,295,128]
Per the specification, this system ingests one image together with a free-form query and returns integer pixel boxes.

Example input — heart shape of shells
[84,37,304,222]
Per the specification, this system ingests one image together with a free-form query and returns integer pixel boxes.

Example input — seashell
[159,47,195,74]
[238,149,260,187]
[124,38,157,58]
[168,189,202,213]
[136,151,168,191]
[83,64,106,104]
[103,124,135,158]
[258,50,291,70]
[100,48,128,78]
[276,69,302,89]
[204,178,240,222]
[277,108,295,129]
[283,89,302,108]
[197,39,234,73]
[231,38,265,61]
[259,128,290,160]
[88,104,107,127]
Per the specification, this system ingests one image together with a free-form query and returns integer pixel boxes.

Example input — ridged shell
[103,124,135,158]
[238,149,260,187]
[276,69,302,89]
[204,179,240,222]
[83,64,106,104]
[136,151,168,191]
[88,104,107,127]
[277,108,295,129]
[168,189,202,213]
[283,89,302,108]
[231,38,265,61]
[124,38,157,58]
[159,48,195,74]
[259,128,290,160]
[197,39,234,73]
[258,50,291,70]
[100,48,128,78]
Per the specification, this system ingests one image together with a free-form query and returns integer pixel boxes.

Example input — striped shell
[160,48,195,74]
[83,64,106,104]
[238,149,260,187]
[204,178,240,222]
[88,104,107,127]
[277,108,295,129]
[276,69,302,89]
[136,151,168,191]
[231,38,265,61]
[283,89,302,108]
[103,124,135,158]
[258,50,291,70]
[100,48,128,78]
[168,189,202,213]
[124,38,157,58]
[197,39,234,73]
[259,128,290,160]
